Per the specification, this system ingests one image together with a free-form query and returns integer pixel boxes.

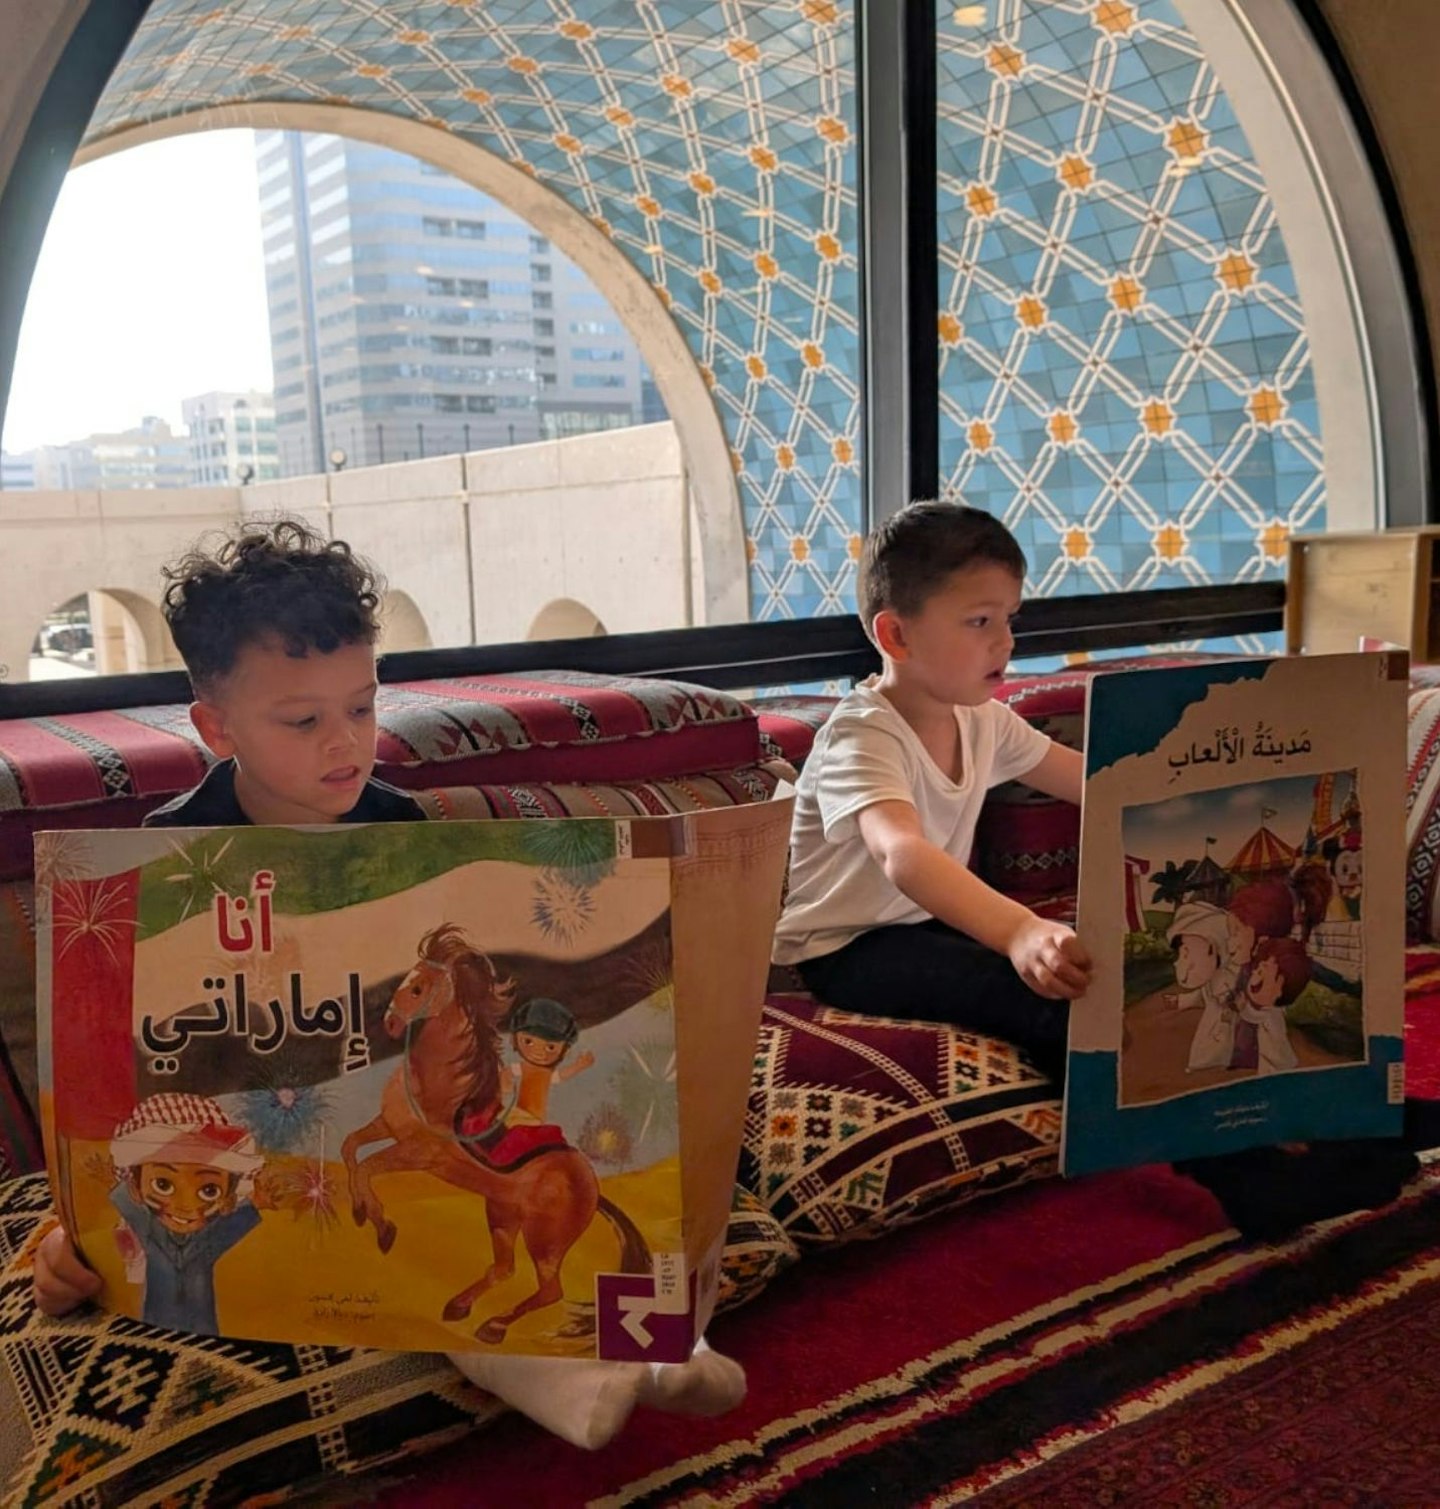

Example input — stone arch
[379,588,432,654]
[89,587,178,676]
[73,106,747,627]
[527,598,607,642]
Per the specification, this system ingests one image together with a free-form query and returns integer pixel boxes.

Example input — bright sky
[3,130,272,453]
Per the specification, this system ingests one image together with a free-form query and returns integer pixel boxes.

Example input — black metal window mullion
[858,0,940,530]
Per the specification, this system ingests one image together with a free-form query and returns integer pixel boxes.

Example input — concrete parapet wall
[1,422,702,683]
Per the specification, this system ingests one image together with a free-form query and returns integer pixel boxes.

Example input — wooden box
[1285,526,1440,658]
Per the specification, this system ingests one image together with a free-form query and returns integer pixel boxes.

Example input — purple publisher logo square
[595,1272,696,1363]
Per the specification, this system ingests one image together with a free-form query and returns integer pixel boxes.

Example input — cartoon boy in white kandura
[1165,900,1241,1072]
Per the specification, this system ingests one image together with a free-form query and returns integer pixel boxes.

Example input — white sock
[447,1337,746,1450]
[640,1337,747,1417]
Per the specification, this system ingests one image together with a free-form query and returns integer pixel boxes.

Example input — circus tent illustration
[1227,818,1297,885]
[1184,852,1233,904]
[1123,855,1152,932]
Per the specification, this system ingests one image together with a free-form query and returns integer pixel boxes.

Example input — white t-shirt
[771,679,1052,964]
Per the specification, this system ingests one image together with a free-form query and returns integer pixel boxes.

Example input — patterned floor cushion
[749,695,840,767]
[0,881,40,1175]
[0,674,761,882]
[375,672,759,787]
[0,1177,797,1507]
[1407,688,1440,941]
[417,759,792,823]
[742,995,1062,1244]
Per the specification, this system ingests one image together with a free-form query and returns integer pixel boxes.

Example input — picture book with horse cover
[1061,653,1407,1177]
[34,799,791,1360]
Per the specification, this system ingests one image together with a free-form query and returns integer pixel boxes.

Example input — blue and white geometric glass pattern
[84,0,863,622]
[936,0,1324,609]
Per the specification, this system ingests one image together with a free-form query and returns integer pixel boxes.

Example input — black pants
[797,920,1420,1240]
[796,918,1071,1084]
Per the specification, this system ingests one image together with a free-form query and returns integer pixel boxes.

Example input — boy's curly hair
[858,501,1025,632]
[161,517,383,693]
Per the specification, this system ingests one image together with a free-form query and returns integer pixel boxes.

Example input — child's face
[134,1161,236,1234]
[1246,956,1285,1009]
[1335,849,1362,896]
[515,1031,567,1067]
[1174,934,1219,989]
[887,563,1022,706]
[193,637,379,825]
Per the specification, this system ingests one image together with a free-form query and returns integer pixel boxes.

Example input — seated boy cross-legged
[773,500,1417,1237]
[772,501,1091,1082]
[32,517,743,1450]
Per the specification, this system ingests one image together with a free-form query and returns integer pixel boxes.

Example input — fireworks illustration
[82,1150,118,1189]
[621,937,675,1012]
[33,833,96,893]
[520,821,616,886]
[609,1034,678,1148]
[264,1157,339,1233]
[51,877,138,965]
[530,870,596,943]
[577,1102,635,1167]
[159,834,236,924]
[237,1067,332,1154]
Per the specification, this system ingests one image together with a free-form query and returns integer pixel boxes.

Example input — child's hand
[1007,916,1092,1000]
[572,1049,595,1072]
[32,1225,102,1317]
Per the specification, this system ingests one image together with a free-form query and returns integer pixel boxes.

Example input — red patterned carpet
[372,1148,1440,1507]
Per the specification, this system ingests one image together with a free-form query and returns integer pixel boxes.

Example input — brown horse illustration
[340,923,649,1343]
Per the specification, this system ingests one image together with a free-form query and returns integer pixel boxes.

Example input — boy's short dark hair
[858,501,1026,628]
[162,516,383,694]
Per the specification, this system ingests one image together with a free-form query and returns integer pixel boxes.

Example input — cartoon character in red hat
[108,1093,267,1334]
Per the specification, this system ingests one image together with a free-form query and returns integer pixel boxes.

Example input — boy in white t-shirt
[774,501,1420,1239]
[773,501,1090,1080]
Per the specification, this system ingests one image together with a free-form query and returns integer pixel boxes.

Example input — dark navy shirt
[143,758,425,828]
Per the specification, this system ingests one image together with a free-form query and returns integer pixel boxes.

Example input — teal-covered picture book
[1062,653,1406,1176]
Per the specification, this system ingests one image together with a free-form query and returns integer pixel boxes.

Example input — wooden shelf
[1286,527,1440,659]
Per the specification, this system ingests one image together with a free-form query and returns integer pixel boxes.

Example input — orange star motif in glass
[1218,252,1256,292]
[1154,524,1186,561]
[1141,399,1175,436]
[1248,387,1285,426]
[1063,528,1091,561]
[1058,155,1094,191]
[1109,275,1143,312]
[1094,0,1136,33]
[1260,522,1289,561]
[1017,296,1047,329]
[1167,119,1207,160]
